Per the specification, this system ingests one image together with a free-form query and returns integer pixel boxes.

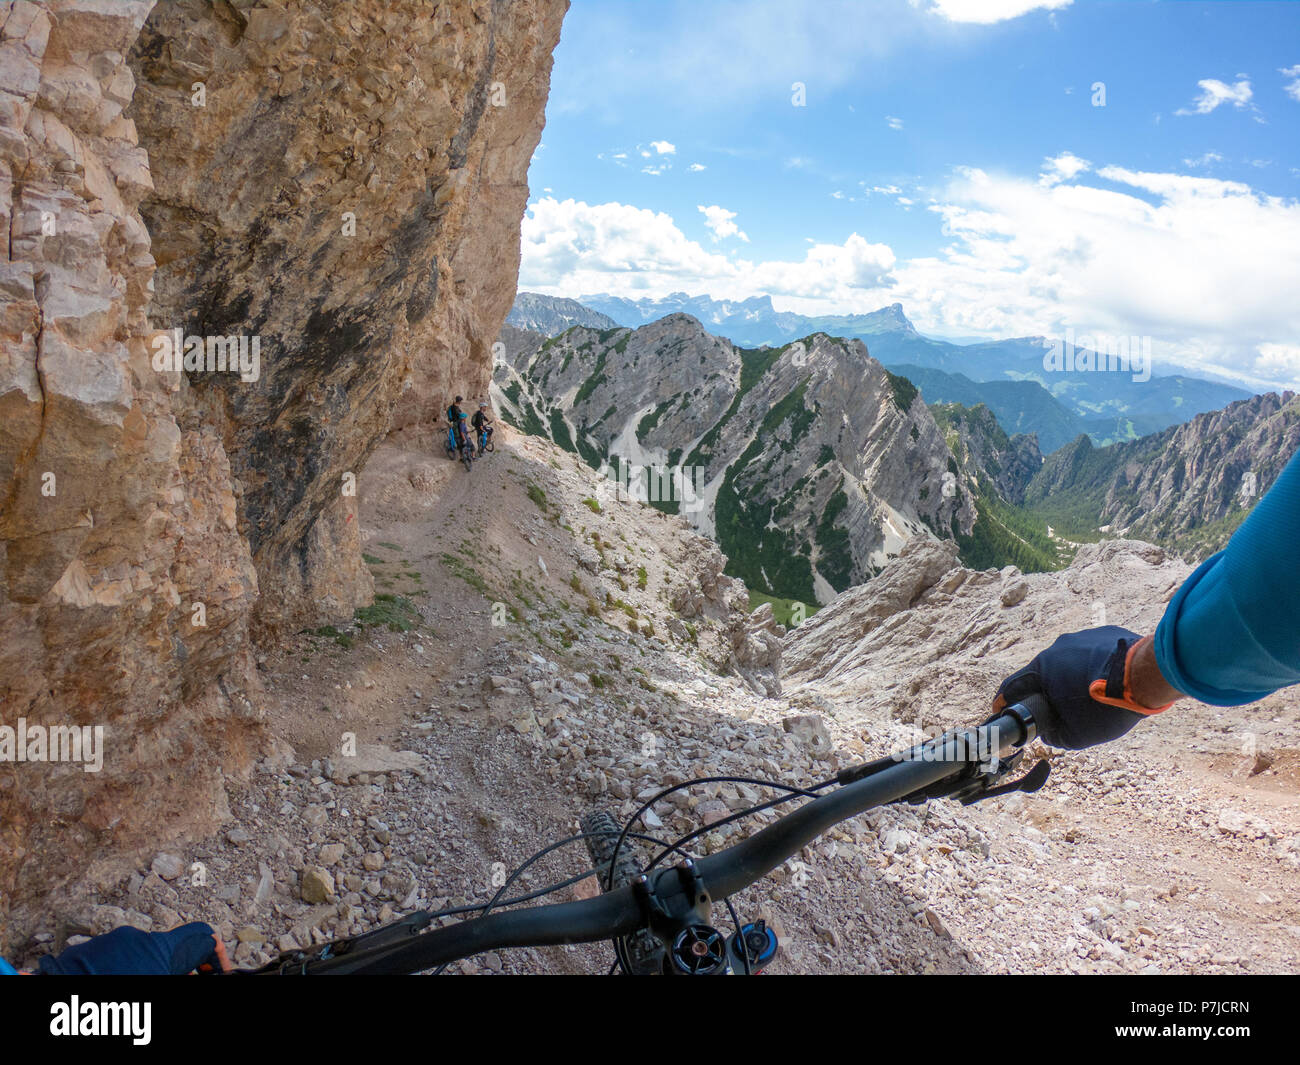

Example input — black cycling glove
[993,626,1172,750]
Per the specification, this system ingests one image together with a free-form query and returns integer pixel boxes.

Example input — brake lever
[898,749,1051,806]
[969,756,1051,803]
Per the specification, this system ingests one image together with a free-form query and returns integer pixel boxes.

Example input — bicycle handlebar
[269,698,1044,974]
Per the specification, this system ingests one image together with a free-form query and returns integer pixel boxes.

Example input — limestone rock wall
[128,0,566,633]
[0,0,564,930]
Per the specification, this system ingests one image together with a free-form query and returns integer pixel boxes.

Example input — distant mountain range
[561,291,1252,453]
[507,292,618,335]
[495,295,1291,605]
[578,291,921,346]
[887,364,1169,454]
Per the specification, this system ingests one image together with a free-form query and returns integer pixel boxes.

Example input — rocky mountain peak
[494,315,978,606]
[1025,389,1300,554]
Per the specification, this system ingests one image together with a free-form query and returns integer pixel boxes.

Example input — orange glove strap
[1087,635,1174,716]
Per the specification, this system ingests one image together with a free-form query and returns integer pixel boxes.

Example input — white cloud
[886,164,1300,384]
[688,162,707,171]
[613,142,677,176]
[521,155,1300,388]
[698,204,750,243]
[1281,64,1300,103]
[861,182,914,208]
[926,0,1072,24]
[1038,151,1090,186]
[886,115,904,130]
[1257,343,1300,377]
[1183,150,1224,168]
[1176,77,1253,115]
[520,197,893,309]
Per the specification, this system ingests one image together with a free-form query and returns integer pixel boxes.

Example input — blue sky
[519,0,1300,388]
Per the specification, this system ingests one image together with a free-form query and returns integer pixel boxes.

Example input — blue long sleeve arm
[1154,446,1300,705]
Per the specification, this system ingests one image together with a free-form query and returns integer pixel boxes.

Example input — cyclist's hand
[991,626,1172,750]
[37,922,231,975]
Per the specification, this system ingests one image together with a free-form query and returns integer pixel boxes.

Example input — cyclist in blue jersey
[471,401,494,454]
[446,394,465,454]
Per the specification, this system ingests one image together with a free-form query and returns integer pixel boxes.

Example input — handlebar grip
[1001,692,1050,747]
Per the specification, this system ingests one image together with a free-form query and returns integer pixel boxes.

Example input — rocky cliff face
[1025,391,1300,556]
[494,315,977,605]
[128,0,564,632]
[0,0,564,929]
[930,402,1042,505]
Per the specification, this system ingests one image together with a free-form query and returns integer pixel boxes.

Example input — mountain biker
[471,401,493,452]
[994,446,1300,750]
[1,922,231,975]
[453,410,472,456]
[446,394,464,453]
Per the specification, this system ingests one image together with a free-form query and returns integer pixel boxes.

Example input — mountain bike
[445,425,474,471]
[476,424,495,455]
[242,695,1049,975]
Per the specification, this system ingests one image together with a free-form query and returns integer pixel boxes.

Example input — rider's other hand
[991,626,1174,750]
[37,922,232,975]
